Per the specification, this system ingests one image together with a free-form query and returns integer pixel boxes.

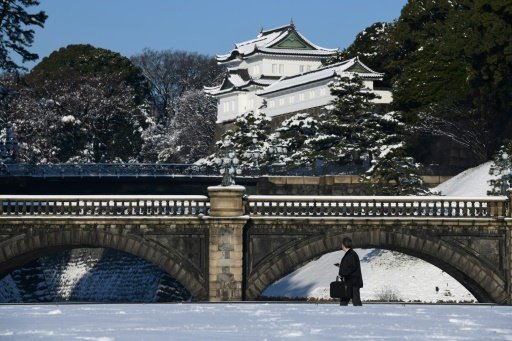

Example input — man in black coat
[337,237,363,306]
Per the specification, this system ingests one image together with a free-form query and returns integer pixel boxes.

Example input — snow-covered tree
[306,75,378,166]
[209,111,271,170]
[277,113,318,166]
[0,0,47,71]
[169,90,217,163]
[131,49,224,118]
[144,89,217,163]
[361,111,428,195]
[362,147,428,195]
[488,141,512,195]
[0,73,145,163]
[0,123,18,163]
[0,73,62,163]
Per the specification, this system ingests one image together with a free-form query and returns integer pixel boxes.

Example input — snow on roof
[216,24,337,63]
[227,74,247,87]
[204,72,279,96]
[256,57,384,96]
[256,47,337,56]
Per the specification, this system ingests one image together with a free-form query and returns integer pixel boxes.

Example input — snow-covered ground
[264,249,475,302]
[0,303,510,340]
[433,161,495,196]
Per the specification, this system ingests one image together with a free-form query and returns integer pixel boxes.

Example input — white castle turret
[205,23,392,123]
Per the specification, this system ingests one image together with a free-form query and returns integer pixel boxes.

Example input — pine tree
[306,74,378,166]
[488,141,512,195]
[0,0,47,71]
[361,111,428,195]
[209,111,271,170]
[277,113,318,166]
[390,0,512,158]
[362,148,428,196]
[323,22,395,87]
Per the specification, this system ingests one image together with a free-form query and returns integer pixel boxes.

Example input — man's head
[341,237,353,251]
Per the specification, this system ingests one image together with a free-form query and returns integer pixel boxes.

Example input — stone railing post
[208,185,245,217]
[507,228,512,304]
[489,200,505,218]
[508,189,512,217]
[207,185,247,302]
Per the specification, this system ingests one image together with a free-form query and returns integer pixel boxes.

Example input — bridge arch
[0,227,208,300]
[246,225,509,303]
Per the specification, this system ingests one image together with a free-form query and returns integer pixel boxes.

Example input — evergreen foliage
[307,74,378,165]
[334,0,512,160]
[391,0,512,158]
[363,153,427,195]
[0,0,47,71]
[209,111,271,170]
[488,141,512,195]
[324,22,395,86]
[361,112,428,195]
[277,113,318,166]
[29,44,150,103]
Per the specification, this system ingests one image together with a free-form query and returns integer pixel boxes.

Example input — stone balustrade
[0,195,209,216]
[1,193,510,218]
[246,195,509,218]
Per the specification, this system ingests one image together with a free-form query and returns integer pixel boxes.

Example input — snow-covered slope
[433,161,495,196]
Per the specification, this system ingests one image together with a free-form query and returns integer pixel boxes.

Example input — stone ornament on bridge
[0,123,18,164]
[216,139,241,187]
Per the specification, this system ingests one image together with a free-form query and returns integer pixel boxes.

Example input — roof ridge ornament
[289,18,295,29]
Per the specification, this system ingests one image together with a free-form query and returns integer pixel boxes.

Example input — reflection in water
[0,248,191,303]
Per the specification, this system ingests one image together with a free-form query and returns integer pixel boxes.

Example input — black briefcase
[330,277,349,299]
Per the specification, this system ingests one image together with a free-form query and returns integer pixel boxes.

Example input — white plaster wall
[262,81,392,118]
[217,94,240,123]
[261,57,323,77]
[363,80,374,90]
[263,81,332,117]
[373,90,393,104]
[237,92,247,114]
[216,87,267,123]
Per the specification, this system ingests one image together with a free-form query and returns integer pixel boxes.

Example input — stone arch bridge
[0,187,511,303]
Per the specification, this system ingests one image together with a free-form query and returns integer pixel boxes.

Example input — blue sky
[23,0,407,69]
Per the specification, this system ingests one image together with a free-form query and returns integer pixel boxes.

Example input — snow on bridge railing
[246,195,509,218]
[0,195,209,217]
